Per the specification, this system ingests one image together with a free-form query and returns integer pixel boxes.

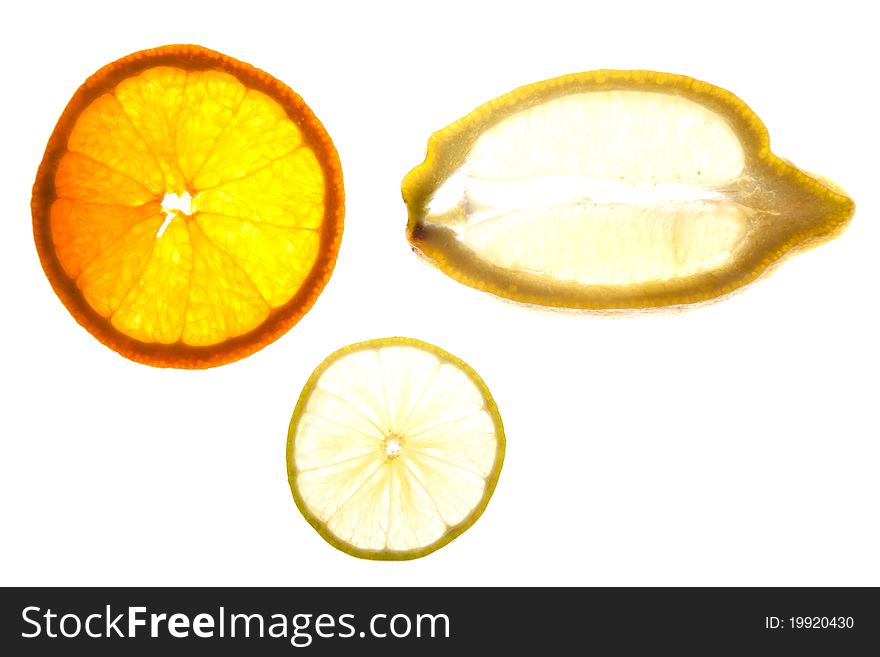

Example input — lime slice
[287,337,505,560]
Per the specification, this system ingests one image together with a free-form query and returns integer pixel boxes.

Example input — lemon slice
[403,70,854,311]
[287,338,505,560]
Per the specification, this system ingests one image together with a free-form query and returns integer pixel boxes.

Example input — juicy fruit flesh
[407,76,854,309]
[459,191,748,286]
[50,66,325,346]
[426,90,748,286]
[292,345,500,554]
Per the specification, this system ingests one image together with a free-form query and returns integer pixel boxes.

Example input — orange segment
[49,198,162,278]
[33,45,344,368]
[192,89,303,190]
[175,70,247,183]
[181,221,271,346]
[196,149,325,228]
[110,217,194,343]
[55,151,157,206]
[195,214,319,308]
[113,66,188,191]
[67,93,166,195]
[78,216,164,317]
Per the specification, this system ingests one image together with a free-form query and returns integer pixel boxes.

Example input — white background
[1,0,877,586]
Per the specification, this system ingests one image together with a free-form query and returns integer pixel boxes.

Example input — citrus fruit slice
[33,45,344,367]
[287,337,504,560]
[403,70,854,311]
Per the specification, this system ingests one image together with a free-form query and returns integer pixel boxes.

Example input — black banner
[1,587,877,654]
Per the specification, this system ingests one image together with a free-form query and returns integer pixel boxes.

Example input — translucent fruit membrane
[33,46,343,367]
[403,71,854,310]
[288,339,505,560]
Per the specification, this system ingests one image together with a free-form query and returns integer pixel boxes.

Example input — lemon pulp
[288,338,505,559]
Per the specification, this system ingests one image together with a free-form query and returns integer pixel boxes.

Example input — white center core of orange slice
[158,191,195,237]
[161,191,195,215]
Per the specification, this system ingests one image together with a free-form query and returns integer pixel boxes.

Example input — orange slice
[403,70,854,311]
[33,45,344,367]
